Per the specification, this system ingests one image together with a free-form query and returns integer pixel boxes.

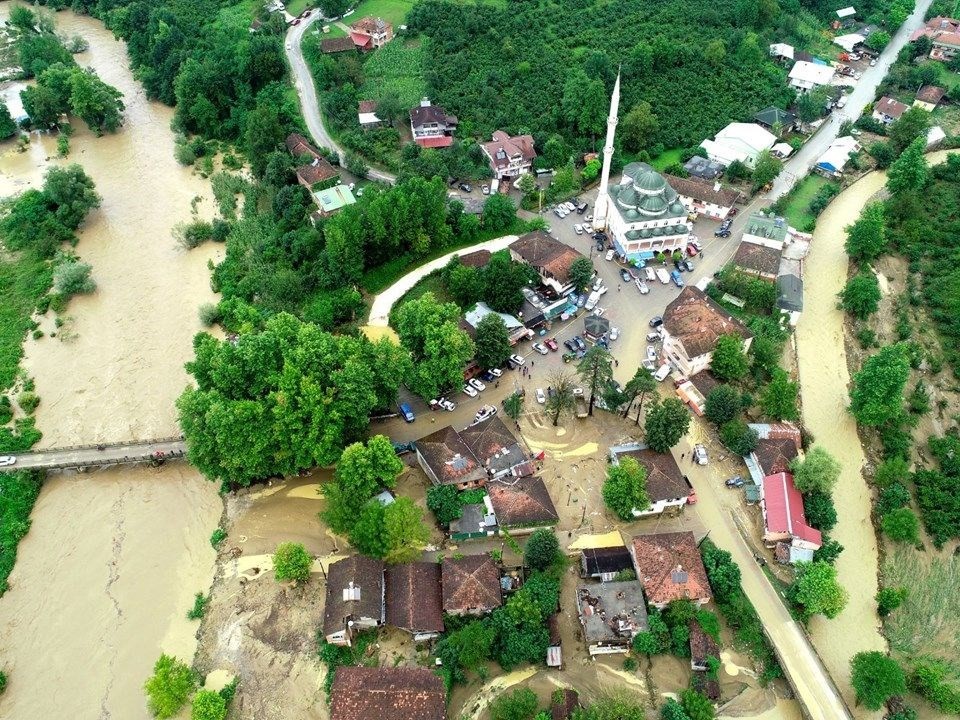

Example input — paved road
[285,15,396,184]
[769,0,935,199]
[2,439,186,472]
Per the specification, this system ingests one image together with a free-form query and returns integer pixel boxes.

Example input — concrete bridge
[1,438,187,472]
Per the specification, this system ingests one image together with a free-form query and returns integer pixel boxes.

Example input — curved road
[769,0,934,200]
[285,14,396,184]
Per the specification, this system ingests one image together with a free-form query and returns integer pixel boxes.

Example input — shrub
[17,391,40,414]
[850,651,906,710]
[210,528,226,548]
[273,542,312,583]
[187,592,208,620]
[524,529,561,571]
[876,482,911,517]
[0,669,6,694]
[876,586,908,616]
[622,656,638,671]
[704,385,741,425]
[52,258,95,296]
[198,303,220,327]
[720,419,759,455]
[143,654,196,719]
[490,686,538,720]
[874,457,909,488]
[175,220,214,249]
[191,689,227,720]
[882,507,920,544]
[803,491,837,532]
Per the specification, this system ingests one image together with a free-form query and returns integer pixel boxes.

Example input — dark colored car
[458,183,472,193]
[564,339,577,352]
[725,475,746,488]
[574,335,586,351]
[714,229,731,238]
[649,315,663,328]
[398,403,416,423]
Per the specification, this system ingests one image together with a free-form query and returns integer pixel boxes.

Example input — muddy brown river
[0,7,222,719]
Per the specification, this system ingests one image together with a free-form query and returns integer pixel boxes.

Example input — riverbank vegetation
[0,470,42,596]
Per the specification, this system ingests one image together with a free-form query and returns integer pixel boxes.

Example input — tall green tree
[790,446,840,495]
[751,150,782,192]
[561,71,607,137]
[482,251,536,313]
[849,343,910,427]
[850,651,906,710]
[889,107,930,153]
[719,419,759,455]
[887,136,928,195]
[273,542,312,582]
[644,397,691,453]
[838,272,881,319]
[760,369,799,421]
[568,257,594,292]
[524,528,561,571]
[844,202,886,262]
[577,346,613,415]
[710,334,749,381]
[621,102,658,152]
[623,367,657,422]
[792,560,848,619]
[144,654,195,719]
[482,193,516,232]
[705,385,741,425]
[474,313,512,370]
[545,370,577,426]
[603,456,649,520]
[0,102,17,139]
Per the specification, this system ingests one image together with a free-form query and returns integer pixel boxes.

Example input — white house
[833,33,865,52]
[789,61,835,92]
[661,286,753,377]
[357,100,383,129]
[815,136,860,177]
[769,42,794,60]
[481,130,536,180]
[700,122,776,168]
[664,174,741,220]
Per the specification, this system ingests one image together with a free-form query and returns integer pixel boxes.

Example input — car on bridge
[0,456,15,466]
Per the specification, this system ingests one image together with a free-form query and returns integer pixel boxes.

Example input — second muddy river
[0,7,222,719]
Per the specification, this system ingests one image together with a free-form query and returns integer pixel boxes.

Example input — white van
[655,268,670,285]
[654,364,672,382]
[645,267,656,282]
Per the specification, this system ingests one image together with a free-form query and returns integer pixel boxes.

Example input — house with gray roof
[575,580,648,655]
[323,556,385,646]
[608,443,695,516]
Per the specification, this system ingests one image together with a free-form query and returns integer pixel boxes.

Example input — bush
[874,457,909,488]
[175,220,214,249]
[209,527,226,548]
[850,651,906,710]
[720,419,759,455]
[908,659,960,714]
[187,592,208,620]
[426,484,462,526]
[0,669,6,695]
[198,303,220,327]
[273,542,312,582]
[524,529,561,571]
[882,507,920,544]
[622,656,638,671]
[876,482,911,517]
[143,654,196,719]
[704,385,741,426]
[191,689,227,720]
[52,258,95,296]
[490,685,538,720]
[804,490,837,532]
[876,586,908,616]
[17,391,39,414]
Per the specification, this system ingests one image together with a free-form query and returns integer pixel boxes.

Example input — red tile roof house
[914,84,947,111]
[509,231,586,295]
[322,555,385,646]
[743,421,802,485]
[486,476,559,532]
[385,562,445,641]
[661,286,753,378]
[349,16,394,51]
[441,555,503,616]
[330,667,446,720]
[664,174,741,220]
[409,98,457,149]
[689,618,720,672]
[872,96,910,125]
[481,130,537,180]
[608,443,695,517]
[285,133,339,192]
[761,472,822,563]
[630,531,712,609]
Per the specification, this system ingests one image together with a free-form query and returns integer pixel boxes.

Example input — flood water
[0,7,223,719]
[794,151,953,715]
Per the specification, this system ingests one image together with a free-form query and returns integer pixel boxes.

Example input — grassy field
[349,0,506,26]
[0,254,51,393]
[779,174,832,230]
[392,271,455,312]
[319,23,347,38]
[649,147,683,172]
[361,39,426,107]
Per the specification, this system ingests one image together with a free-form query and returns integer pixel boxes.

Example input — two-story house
[322,555,385,646]
[349,16,393,51]
[481,130,536,180]
[661,286,753,377]
[872,96,909,125]
[665,174,740,220]
[409,98,457,149]
[509,231,585,295]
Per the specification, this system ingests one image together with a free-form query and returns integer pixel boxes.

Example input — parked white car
[469,377,486,391]
[694,444,708,465]
[510,353,525,366]
[463,384,478,398]
[536,388,546,404]
[0,456,15,467]
[472,404,497,424]
[636,280,649,294]
[532,342,549,355]
[654,364,672,381]
[609,327,620,341]
[574,224,584,235]
[645,267,656,282]
[646,345,657,362]
[488,367,503,377]
[605,249,615,261]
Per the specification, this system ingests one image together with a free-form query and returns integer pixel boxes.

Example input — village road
[285,13,396,184]
[769,0,934,199]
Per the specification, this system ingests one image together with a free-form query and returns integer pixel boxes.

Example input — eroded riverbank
[0,7,223,719]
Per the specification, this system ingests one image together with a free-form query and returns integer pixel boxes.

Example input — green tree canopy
[850,651,906,710]
[719,418,759,455]
[545,370,578,426]
[790,446,841,495]
[603,456,650,520]
[705,385,742,426]
[482,193,517,232]
[710,334,750,381]
[793,560,848,619]
[474,313,512,370]
[838,272,881,319]
[889,107,930,154]
[887,135,928,195]
[577,346,613,415]
[621,101,659,152]
[701,541,741,603]
[849,343,910,427]
[144,654,196,719]
[525,528,561,571]
[760,368,799,421]
[644,398,691,453]
[0,102,17,139]
[882,507,920,544]
[569,256,595,292]
[191,689,227,720]
[273,542,312,582]
[844,202,887,262]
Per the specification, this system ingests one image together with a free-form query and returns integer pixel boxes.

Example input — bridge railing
[12,436,185,455]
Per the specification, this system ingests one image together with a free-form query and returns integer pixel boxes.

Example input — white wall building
[700,122,776,168]
[661,287,753,377]
[789,61,835,92]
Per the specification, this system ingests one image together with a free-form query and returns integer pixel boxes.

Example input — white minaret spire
[592,67,620,232]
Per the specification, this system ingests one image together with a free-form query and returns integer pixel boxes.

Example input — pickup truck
[655,268,670,285]
[574,388,588,418]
